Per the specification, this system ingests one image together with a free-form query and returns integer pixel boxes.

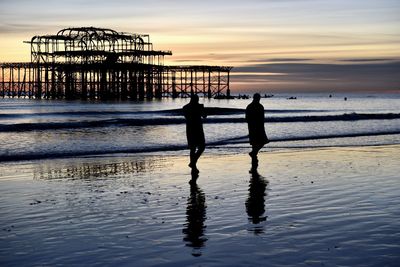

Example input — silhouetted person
[183,94,207,174]
[245,170,268,234]
[246,93,269,171]
[182,181,207,257]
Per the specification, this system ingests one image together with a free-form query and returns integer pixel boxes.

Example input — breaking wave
[1,112,399,132]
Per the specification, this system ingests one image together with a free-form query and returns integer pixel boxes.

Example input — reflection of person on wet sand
[245,170,268,234]
[183,94,207,175]
[182,181,207,257]
[246,93,269,171]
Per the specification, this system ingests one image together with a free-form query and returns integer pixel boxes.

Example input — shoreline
[1,134,400,164]
[0,143,399,175]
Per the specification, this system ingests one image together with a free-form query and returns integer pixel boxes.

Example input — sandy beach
[1,145,399,266]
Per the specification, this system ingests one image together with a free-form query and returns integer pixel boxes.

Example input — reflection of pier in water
[33,158,164,180]
[0,27,232,100]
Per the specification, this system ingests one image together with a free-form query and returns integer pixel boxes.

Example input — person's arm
[201,104,207,119]
[182,105,189,120]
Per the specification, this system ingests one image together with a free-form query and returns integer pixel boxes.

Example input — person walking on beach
[183,94,207,174]
[246,93,269,171]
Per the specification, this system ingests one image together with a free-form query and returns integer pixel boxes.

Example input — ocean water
[0,93,400,161]
[1,94,400,266]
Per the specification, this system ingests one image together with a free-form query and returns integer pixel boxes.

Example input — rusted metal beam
[0,27,232,100]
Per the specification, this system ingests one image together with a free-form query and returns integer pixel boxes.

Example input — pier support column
[172,71,177,98]
[121,70,128,100]
[81,69,87,100]
[155,70,162,99]
[146,70,153,99]
[51,67,56,99]
[130,70,138,100]
[35,65,42,99]
[138,71,145,100]
[207,71,212,99]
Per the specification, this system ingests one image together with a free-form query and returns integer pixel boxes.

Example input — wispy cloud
[1,0,399,92]
[232,61,400,92]
[339,58,399,62]
[247,58,313,63]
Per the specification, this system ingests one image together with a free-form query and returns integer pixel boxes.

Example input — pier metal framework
[0,27,232,100]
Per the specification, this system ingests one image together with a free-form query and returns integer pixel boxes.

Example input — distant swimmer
[183,94,207,176]
[246,93,269,171]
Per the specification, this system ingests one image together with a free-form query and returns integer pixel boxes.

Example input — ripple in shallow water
[1,147,400,266]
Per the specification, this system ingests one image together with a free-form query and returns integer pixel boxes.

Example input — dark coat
[183,102,206,147]
[246,101,268,146]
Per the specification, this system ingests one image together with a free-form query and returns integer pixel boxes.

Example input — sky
[0,0,399,93]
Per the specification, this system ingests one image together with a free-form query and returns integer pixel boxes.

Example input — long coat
[183,102,206,147]
[246,102,268,146]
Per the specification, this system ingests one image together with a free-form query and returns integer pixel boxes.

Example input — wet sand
[1,145,400,266]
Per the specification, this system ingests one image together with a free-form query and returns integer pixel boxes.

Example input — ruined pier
[0,27,232,100]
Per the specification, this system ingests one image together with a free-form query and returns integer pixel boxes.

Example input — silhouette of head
[253,93,261,103]
[190,94,199,104]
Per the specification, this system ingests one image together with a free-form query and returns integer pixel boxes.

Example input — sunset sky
[0,0,399,93]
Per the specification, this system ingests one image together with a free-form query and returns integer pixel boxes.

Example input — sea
[1,93,400,266]
[0,93,400,162]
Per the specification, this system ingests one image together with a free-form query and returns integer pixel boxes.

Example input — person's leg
[189,144,204,172]
[253,144,263,156]
[195,144,205,162]
[250,144,262,158]
[189,146,196,168]
[251,145,259,164]
[250,143,264,170]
